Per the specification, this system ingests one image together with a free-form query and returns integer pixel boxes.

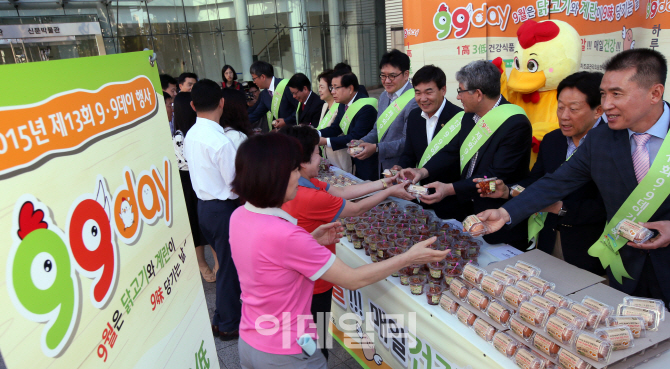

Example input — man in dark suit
[478,49,670,304]
[247,61,299,131]
[394,65,466,220]
[287,73,324,128]
[401,60,532,249]
[478,72,607,275]
[318,70,378,180]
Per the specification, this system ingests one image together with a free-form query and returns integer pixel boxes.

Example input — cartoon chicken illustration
[119,197,134,230]
[622,26,635,50]
[356,323,383,365]
[493,19,582,168]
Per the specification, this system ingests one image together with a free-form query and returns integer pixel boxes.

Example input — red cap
[517,20,560,49]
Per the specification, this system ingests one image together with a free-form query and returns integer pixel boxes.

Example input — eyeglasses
[456,87,477,95]
[380,73,402,81]
[329,86,345,92]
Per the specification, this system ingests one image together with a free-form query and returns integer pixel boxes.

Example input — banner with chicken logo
[403,0,668,102]
[0,51,218,369]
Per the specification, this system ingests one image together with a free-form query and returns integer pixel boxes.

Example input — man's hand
[540,201,563,215]
[387,180,415,201]
[273,118,286,128]
[391,165,403,171]
[353,142,377,160]
[399,167,428,184]
[628,220,670,250]
[319,136,328,146]
[473,178,508,199]
[312,222,345,246]
[476,208,511,234]
[419,182,452,204]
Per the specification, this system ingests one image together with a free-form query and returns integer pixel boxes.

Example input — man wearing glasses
[400,60,533,249]
[351,49,418,177]
[318,70,379,180]
[248,61,299,132]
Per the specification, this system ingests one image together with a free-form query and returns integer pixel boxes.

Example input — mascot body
[494,20,582,168]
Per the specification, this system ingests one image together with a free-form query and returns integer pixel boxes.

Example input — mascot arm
[492,57,509,100]
[531,121,558,153]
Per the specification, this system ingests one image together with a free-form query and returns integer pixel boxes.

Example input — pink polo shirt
[230,202,336,355]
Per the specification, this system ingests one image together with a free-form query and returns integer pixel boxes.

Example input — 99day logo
[6,158,172,357]
[433,2,511,40]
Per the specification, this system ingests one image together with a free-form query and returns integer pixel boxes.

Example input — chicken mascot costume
[493,19,582,168]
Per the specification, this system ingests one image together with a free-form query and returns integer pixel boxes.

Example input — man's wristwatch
[558,207,567,216]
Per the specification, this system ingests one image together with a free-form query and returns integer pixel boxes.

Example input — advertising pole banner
[0,51,218,369]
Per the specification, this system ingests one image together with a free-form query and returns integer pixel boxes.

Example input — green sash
[339,98,378,135]
[588,134,670,283]
[266,79,289,130]
[296,102,302,121]
[459,104,527,172]
[317,103,340,130]
[376,89,415,141]
[527,149,577,242]
[528,212,548,243]
[418,112,464,168]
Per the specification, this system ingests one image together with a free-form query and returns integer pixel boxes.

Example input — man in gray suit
[353,49,418,175]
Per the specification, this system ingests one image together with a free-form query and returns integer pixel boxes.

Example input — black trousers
[198,198,241,332]
[179,170,207,247]
[353,154,379,181]
[311,288,333,360]
[632,254,668,305]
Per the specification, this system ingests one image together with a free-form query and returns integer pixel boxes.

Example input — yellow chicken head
[509,20,582,96]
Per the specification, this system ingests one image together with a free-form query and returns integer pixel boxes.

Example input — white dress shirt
[183,117,239,201]
[325,92,359,148]
[467,95,503,178]
[223,127,248,149]
[627,102,669,165]
[390,81,411,101]
[268,76,276,95]
[421,98,447,146]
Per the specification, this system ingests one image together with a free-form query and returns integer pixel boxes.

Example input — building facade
[0,0,388,88]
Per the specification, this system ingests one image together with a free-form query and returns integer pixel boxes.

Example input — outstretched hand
[403,237,450,265]
[476,208,511,234]
[312,221,345,246]
[472,178,508,199]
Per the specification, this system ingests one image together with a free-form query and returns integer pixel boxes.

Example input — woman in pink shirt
[229,134,448,368]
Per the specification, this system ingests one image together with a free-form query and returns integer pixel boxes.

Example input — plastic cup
[367,234,382,252]
[344,217,359,231]
[399,267,413,285]
[351,234,363,249]
[354,223,369,238]
[429,260,447,279]
[376,240,391,260]
[426,282,444,305]
[386,233,401,247]
[345,230,355,242]
[409,274,427,295]
[370,222,385,232]
[363,229,378,244]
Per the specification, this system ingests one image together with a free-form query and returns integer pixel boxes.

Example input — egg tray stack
[435,259,670,369]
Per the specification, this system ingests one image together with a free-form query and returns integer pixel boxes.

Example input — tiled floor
[202,248,363,369]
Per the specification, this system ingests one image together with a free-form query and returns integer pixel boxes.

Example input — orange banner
[0,76,156,177]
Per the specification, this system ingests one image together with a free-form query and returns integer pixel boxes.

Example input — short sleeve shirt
[230,203,336,355]
[282,177,346,294]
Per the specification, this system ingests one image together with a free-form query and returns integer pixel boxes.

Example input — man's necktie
[632,133,652,183]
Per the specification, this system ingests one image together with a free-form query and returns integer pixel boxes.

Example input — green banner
[588,134,670,284]
[339,98,378,135]
[317,103,340,130]
[376,89,415,142]
[418,111,464,168]
[459,104,526,172]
